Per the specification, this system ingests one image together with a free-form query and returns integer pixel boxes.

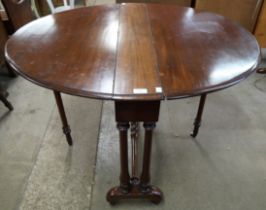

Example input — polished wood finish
[7,6,120,100]
[1,0,35,31]
[5,3,261,203]
[147,4,260,99]
[114,4,161,100]
[191,94,207,137]
[5,4,260,100]
[107,101,162,204]
[53,91,72,145]
[195,0,263,32]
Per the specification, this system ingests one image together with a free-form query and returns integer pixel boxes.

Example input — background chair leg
[53,91,73,146]
[0,90,13,111]
[5,61,17,77]
[191,94,207,138]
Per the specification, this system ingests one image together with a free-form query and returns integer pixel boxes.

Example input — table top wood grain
[5,3,260,100]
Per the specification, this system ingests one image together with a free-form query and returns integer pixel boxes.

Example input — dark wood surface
[5,3,260,101]
[4,3,261,203]
[114,4,161,100]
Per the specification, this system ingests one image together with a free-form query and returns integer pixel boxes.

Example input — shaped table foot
[107,180,163,205]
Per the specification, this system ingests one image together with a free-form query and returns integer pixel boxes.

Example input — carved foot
[106,179,163,205]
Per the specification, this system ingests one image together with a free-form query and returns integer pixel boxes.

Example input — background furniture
[0,15,7,67]
[2,0,73,145]
[255,0,266,73]
[0,11,13,110]
[195,0,263,32]
[255,0,266,48]
[35,0,84,15]
[46,0,75,13]
[1,0,35,31]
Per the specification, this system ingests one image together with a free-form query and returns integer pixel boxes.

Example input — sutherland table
[5,3,260,204]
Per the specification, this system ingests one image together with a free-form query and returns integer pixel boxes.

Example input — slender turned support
[191,94,207,138]
[53,90,73,146]
[140,122,155,191]
[130,122,139,179]
[0,90,13,111]
[117,122,131,192]
[107,101,162,205]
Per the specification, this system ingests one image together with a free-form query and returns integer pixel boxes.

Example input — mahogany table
[5,3,260,204]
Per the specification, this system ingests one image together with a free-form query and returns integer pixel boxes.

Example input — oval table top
[5,3,260,101]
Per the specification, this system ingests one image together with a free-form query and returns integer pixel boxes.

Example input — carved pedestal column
[106,101,163,204]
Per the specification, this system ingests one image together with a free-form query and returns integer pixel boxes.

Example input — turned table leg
[118,122,131,192]
[191,93,207,138]
[140,122,155,189]
[140,122,162,204]
[130,122,139,179]
[53,91,73,146]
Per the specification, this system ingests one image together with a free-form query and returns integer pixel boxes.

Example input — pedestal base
[110,101,162,204]
[107,178,163,205]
